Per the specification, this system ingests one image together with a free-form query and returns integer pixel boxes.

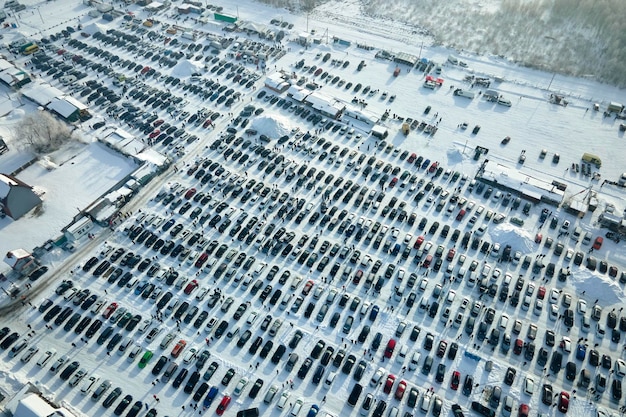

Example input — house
[3,248,35,272]
[0,173,42,219]
[46,96,90,123]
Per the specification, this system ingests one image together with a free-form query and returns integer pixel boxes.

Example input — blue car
[575,344,586,361]
[307,405,319,417]
[369,305,379,322]
[203,386,218,408]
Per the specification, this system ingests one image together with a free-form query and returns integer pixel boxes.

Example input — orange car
[171,340,187,358]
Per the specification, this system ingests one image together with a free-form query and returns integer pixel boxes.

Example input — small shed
[64,216,94,241]
[371,124,389,139]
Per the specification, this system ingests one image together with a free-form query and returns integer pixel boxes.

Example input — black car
[59,361,80,380]
[248,378,263,399]
[113,394,133,416]
[102,387,122,408]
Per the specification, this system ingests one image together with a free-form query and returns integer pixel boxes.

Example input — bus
[22,44,39,55]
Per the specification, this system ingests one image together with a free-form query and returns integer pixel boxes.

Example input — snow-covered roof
[0,173,17,198]
[239,21,269,34]
[264,72,289,91]
[287,84,309,102]
[0,58,15,71]
[61,95,88,111]
[304,91,345,117]
[479,159,565,204]
[21,82,64,106]
[13,393,75,417]
[135,148,169,167]
[46,97,78,118]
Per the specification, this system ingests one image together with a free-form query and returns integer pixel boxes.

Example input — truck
[581,153,601,168]
[453,89,475,99]
[607,102,624,113]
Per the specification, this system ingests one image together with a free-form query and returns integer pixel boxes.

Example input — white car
[183,347,198,364]
[246,311,259,326]
[290,398,304,416]
[80,375,100,395]
[233,377,248,397]
[577,299,587,314]
[523,377,534,395]
[370,367,385,387]
[397,269,405,281]
[36,349,56,367]
[549,288,561,304]
[277,390,290,408]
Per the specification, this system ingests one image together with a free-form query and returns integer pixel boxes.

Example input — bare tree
[12,112,76,154]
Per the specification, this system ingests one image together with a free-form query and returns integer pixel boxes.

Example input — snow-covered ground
[0,1,625,417]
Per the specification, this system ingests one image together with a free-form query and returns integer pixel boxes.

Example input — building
[46,96,90,123]
[476,159,565,206]
[3,248,35,273]
[0,58,31,89]
[303,91,345,119]
[264,73,290,93]
[10,392,76,417]
[64,216,94,241]
[393,52,419,67]
[0,173,42,219]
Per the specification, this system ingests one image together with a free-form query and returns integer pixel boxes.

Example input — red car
[455,209,466,221]
[450,371,460,390]
[408,153,417,163]
[102,302,118,319]
[153,119,164,127]
[184,188,197,200]
[353,270,363,284]
[413,235,425,249]
[141,66,151,75]
[384,339,396,359]
[216,395,231,415]
[171,340,187,358]
[446,248,456,262]
[513,339,524,355]
[537,286,546,300]
[383,374,396,394]
[535,233,543,244]
[148,129,161,139]
[518,404,529,417]
[194,253,208,268]
[429,162,438,173]
[593,236,603,250]
[395,380,407,400]
[302,280,314,295]
[389,177,398,188]
[184,280,199,295]
[557,391,569,413]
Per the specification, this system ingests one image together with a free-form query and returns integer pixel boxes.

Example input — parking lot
[1,3,626,417]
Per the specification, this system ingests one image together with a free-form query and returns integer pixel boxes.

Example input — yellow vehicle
[581,153,601,168]
[22,45,39,55]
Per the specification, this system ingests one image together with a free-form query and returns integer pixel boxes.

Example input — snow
[0,1,623,417]
[0,140,137,256]
[171,60,204,78]
[250,114,294,138]
[487,223,535,254]
[568,268,623,306]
